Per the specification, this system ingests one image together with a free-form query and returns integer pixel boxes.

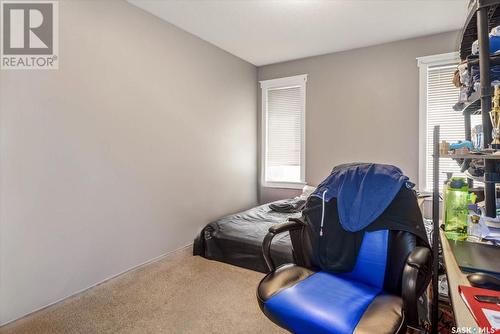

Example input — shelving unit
[431,1,500,333]
[456,0,500,218]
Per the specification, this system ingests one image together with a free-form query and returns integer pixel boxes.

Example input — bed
[193,189,433,275]
[193,200,303,273]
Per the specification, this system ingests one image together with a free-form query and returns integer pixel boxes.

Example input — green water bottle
[444,177,469,241]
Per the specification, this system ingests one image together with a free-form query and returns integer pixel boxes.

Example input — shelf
[460,0,500,59]
[465,170,485,182]
[462,98,481,115]
[467,53,500,67]
[464,170,500,183]
[441,153,500,159]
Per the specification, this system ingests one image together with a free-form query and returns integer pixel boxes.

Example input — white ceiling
[127,0,468,66]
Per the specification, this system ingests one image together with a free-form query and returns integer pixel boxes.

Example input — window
[260,74,307,188]
[418,52,482,192]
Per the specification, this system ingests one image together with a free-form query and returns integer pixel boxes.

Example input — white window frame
[417,52,460,193]
[260,74,307,189]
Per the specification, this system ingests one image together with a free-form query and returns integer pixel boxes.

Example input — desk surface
[439,231,477,329]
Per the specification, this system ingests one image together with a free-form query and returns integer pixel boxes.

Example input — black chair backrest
[289,187,429,297]
[290,228,418,296]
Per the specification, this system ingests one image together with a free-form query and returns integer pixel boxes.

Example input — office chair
[256,218,432,334]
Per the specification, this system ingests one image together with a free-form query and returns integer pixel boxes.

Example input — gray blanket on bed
[194,201,301,272]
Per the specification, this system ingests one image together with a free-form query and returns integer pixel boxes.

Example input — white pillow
[300,185,316,199]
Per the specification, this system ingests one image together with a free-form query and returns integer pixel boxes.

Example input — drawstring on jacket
[320,189,328,237]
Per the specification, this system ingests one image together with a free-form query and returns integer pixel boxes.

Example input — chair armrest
[262,218,305,272]
[406,247,431,270]
[268,218,304,234]
[402,247,432,328]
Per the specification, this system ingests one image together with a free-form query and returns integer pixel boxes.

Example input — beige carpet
[0,247,286,334]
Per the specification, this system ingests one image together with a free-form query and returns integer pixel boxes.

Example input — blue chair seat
[266,271,382,333]
[257,264,404,334]
[257,230,406,334]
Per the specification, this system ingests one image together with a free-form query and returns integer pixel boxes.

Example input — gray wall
[258,31,460,203]
[0,0,257,324]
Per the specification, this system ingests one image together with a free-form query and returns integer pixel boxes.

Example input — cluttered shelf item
[459,0,500,60]
[448,240,500,277]
[442,84,500,218]
[437,147,500,331]
[451,1,500,222]
[440,230,500,331]
[468,273,500,290]
[435,123,500,332]
[455,21,500,112]
[459,285,500,330]
[456,0,500,109]
[446,84,500,160]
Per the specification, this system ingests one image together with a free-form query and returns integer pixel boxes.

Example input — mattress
[193,201,301,272]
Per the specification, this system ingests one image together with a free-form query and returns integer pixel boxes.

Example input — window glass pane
[267,166,301,183]
[425,64,482,191]
[265,85,303,183]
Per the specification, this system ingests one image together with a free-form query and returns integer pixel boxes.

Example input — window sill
[262,181,306,190]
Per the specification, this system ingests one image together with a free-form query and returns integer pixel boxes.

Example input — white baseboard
[0,243,193,327]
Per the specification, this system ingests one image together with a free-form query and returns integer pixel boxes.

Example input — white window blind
[423,62,482,191]
[261,75,306,188]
